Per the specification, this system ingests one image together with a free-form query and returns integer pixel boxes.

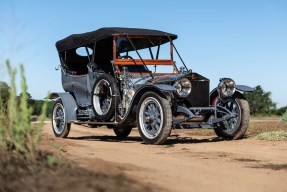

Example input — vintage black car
[50,27,253,144]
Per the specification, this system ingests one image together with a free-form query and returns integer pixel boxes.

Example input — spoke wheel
[51,100,70,138]
[92,73,119,121]
[137,92,172,144]
[212,96,250,140]
[140,98,163,139]
[93,79,112,115]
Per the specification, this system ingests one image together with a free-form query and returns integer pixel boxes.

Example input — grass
[50,142,67,152]
[0,60,47,159]
[255,130,287,141]
[246,117,287,137]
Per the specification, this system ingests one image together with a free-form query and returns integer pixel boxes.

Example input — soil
[40,119,287,192]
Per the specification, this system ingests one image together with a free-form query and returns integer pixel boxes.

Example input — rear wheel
[92,74,119,121]
[113,127,133,138]
[137,92,172,144]
[212,96,250,140]
[51,100,71,138]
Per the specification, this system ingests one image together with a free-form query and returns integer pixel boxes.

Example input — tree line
[243,85,286,116]
[0,81,53,118]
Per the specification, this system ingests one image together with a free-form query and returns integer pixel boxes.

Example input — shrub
[0,60,47,159]
[281,110,287,124]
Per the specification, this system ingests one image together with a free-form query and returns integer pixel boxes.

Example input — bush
[275,106,287,116]
[243,85,276,116]
[0,60,47,159]
[281,110,287,124]
[31,100,53,118]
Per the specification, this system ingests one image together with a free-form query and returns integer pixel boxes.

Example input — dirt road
[41,123,287,192]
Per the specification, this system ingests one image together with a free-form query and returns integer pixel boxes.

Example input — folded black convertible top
[56,27,177,52]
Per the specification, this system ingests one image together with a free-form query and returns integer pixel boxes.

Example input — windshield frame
[113,35,179,75]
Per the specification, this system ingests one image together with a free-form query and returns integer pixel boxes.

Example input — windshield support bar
[91,42,96,64]
[156,45,160,60]
[148,47,154,60]
[126,35,154,79]
[167,36,188,71]
[85,47,91,63]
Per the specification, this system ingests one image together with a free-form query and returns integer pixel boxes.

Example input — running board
[69,120,119,125]
[176,124,214,129]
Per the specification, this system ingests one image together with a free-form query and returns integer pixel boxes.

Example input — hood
[149,73,188,84]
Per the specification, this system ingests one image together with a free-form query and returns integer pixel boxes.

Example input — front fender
[210,83,253,101]
[210,88,247,103]
[118,84,175,125]
[236,85,254,92]
[49,92,78,122]
[133,84,175,104]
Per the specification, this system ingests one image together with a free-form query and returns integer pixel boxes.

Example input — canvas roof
[56,27,177,52]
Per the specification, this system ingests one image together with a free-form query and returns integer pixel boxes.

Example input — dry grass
[182,117,287,138]
[247,117,287,137]
[255,130,287,141]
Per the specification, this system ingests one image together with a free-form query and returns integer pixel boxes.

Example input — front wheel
[137,92,172,145]
[51,100,71,138]
[212,96,250,140]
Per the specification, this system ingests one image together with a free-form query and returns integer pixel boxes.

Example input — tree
[243,85,276,116]
[19,92,35,106]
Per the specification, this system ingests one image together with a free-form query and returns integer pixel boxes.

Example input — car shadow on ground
[67,135,223,145]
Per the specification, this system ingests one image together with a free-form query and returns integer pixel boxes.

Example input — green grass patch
[49,143,67,152]
[47,155,60,166]
[255,130,287,141]
[0,60,48,160]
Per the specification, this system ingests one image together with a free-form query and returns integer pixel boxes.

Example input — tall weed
[0,60,47,159]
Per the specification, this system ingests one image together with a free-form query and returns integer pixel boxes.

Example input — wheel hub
[143,102,161,135]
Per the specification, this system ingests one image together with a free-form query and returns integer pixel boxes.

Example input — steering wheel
[119,55,134,60]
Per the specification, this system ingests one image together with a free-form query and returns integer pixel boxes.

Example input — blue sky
[0,0,286,107]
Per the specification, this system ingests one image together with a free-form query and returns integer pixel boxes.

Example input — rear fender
[49,92,78,122]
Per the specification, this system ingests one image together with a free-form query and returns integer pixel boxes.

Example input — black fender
[118,84,175,125]
[132,84,175,104]
[236,85,254,92]
[210,88,247,104]
[49,92,78,122]
[210,84,253,98]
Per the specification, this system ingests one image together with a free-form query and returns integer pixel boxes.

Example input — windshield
[115,37,177,74]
